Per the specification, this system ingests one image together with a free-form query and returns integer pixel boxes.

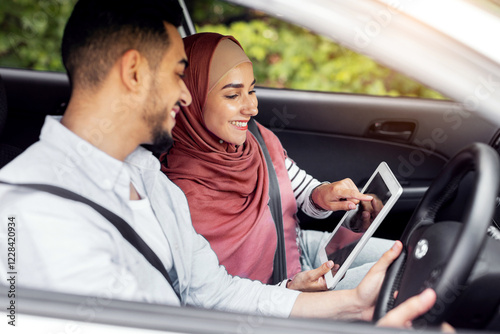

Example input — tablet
[318,162,403,289]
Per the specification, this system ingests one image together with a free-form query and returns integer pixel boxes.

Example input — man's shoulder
[0,141,68,184]
[0,144,80,214]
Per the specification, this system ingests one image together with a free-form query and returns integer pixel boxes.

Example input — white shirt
[0,116,300,317]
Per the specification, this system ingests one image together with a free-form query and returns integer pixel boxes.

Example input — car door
[182,0,499,240]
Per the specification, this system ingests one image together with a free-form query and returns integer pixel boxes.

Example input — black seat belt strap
[0,181,181,302]
[248,119,287,284]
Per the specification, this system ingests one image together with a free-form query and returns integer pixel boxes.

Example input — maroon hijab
[160,33,274,277]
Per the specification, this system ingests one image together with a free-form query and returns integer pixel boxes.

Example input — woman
[161,33,391,291]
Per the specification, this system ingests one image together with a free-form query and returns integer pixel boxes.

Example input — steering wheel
[373,143,500,326]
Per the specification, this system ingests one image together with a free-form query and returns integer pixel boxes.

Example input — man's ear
[119,49,149,93]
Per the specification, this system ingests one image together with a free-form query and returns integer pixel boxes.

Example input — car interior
[1,0,500,332]
[1,59,500,333]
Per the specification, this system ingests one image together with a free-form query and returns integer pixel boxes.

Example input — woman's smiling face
[203,62,258,146]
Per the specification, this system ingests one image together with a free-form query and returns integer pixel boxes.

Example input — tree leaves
[194,2,445,99]
[0,0,76,71]
[0,0,445,99]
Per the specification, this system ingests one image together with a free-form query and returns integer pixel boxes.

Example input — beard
[141,82,175,156]
[148,120,174,155]
[140,108,174,157]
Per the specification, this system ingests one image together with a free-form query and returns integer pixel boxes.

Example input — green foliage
[0,0,445,99]
[198,19,445,99]
[187,0,445,98]
[0,0,77,71]
[185,0,247,26]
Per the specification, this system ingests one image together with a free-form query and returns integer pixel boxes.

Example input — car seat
[0,74,23,169]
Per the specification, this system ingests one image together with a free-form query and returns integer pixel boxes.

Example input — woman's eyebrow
[222,83,244,89]
[221,79,256,90]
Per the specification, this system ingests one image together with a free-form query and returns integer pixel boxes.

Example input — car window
[0,0,446,100]
[185,0,446,99]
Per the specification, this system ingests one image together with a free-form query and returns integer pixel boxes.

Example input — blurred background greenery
[0,0,444,98]
[0,0,76,71]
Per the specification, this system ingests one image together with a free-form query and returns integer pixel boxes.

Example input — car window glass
[185,0,446,99]
[0,1,190,72]
[1,0,447,100]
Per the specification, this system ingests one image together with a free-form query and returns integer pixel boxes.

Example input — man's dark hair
[62,0,183,88]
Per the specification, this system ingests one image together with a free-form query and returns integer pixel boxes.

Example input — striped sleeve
[285,157,332,219]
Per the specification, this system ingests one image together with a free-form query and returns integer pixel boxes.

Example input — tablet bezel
[318,161,403,290]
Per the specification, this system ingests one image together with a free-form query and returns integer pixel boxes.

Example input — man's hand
[355,241,455,331]
[311,178,372,212]
[290,240,403,320]
[290,240,454,331]
[287,260,340,292]
[377,288,436,328]
[376,289,455,332]
[353,240,404,321]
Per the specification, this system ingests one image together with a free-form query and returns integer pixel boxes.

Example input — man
[0,0,438,328]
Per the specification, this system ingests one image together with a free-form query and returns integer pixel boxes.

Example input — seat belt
[248,119,287,284]
[0,181,181,302]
